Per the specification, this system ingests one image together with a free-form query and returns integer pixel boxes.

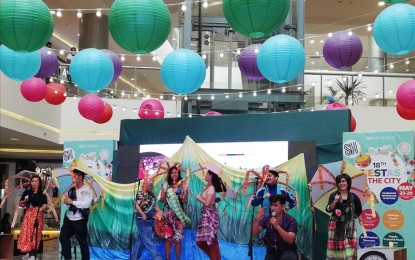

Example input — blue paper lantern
[161,49,206,94]
[257,35,305,84]
[0,45,41,81]
[69,48,114,92]
[373,3,415,55]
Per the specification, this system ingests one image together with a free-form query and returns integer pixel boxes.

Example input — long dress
[162,184,186,244]
[17,189,47,253]
[326,191,362,260]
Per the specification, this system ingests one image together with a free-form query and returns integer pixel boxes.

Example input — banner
[343,131,414,259]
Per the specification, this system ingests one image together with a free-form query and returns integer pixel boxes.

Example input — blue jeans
[132,218,162,260]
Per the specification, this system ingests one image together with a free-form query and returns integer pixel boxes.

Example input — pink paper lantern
[94,102,113,124]
[138,99,164,119]
[396,79,415,110]
[325,102,349,110]
[396,102,415,120]
[78,94,105,121]
[20,77,48,102]
[45,83,66,105]
[205,111,222,116]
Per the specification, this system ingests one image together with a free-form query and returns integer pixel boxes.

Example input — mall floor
[13,252,66,260]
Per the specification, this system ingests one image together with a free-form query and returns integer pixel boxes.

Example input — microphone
[271,212,276,228]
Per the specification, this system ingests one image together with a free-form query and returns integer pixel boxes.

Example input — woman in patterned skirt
[160,166,188,260]
[326,173,362,260]
[18,175,47,260]
[196,169,226,260]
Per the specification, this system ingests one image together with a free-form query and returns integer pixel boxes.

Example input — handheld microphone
[271,212,276,228]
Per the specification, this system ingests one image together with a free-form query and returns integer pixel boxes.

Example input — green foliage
[328,77,366,105]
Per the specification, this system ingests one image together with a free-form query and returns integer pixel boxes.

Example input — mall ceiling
[1,0,414,159]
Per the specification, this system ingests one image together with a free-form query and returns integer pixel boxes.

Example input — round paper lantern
[0,0,54,52]
[257,35,305,84]
[396,103,415,120]
[138,99,164,119]
[205,111,222,116]
[78,94,105,121]
[20,77,48,102]
[373,3,415,55]
[238,44,264,81]
[101,49,122,82]
[94,102,113,124]
[35,47,59,78]
[383,0,409,4]
[223,0,290,38]
[323,31,363,69]
[161,49,206,94]
[69,48,114,92]
[350,115,357,132]
[396,80,415,110]
[325,102,349,110]
[0,45,41,81]
[45,83,66,105]
[109,0,171,54]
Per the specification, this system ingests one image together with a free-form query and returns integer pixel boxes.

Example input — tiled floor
[13,252,61,260]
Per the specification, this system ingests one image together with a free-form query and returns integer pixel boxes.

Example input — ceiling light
[267,89,271,94]
[203,0,208,8]
[184,96,188,101]
[96,9,102,17]
[197,95,201,100]
[136,55,141,61]
[59,50,64,55]
[77,10,82,18]
[378,1,386,6]
[328,33,333,37]
[202,54,207,59]
[152,56,157,61]
[181,3,187,11]
[405,60,410,65]
[253,91,257,96]
[121,55,125,61]
[367,25,372,31]
[56,10,62,17]
[211,95,215,100]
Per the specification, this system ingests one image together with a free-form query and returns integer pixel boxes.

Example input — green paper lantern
[0,0,54,52]
[109,0,171,54]
[223,0,290,38]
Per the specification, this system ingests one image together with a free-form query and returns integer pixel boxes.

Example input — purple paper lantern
[35,47,58,78]
[101,49,123,82]
[323,31,363,70]
[238,44,264,81]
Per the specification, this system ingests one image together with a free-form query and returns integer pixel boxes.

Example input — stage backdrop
[117,111,351,259]
[343,131,415,259]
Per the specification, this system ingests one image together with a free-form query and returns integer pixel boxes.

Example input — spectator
[1,213,12,234]
[66,47,77,63]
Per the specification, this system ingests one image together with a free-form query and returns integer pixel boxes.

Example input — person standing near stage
[326,173,362,260]
[17,175,48,260]
[159,166,188,260]
[60,168,93,260]
[251,169,296,212]
[132,178,162,260]
[252,194,298,260]
[1,212,12,234]
[195,169,226,260]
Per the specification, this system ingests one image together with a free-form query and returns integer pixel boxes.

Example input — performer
[252,195,298,260]
[159,166,189,260]
[251,170,296,212]
[326,173,362,260]
[60,168,93,260]
[17,175,47,260]
[195,169,226,260]
[132,178,162,260]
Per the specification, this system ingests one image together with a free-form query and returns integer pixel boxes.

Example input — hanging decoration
[0,0,54,52]
[20,77,48,102]
[45,83,66,105]
[373,3,415,55]
[396,103,415,120]
[101,49,123,82]
[69,48,114,93]
[108,0,171,54]
[94,102,113,124]
[78,94,105,121]
[325,102,357,132]
[205,111,222,116]
[396,79,415,110]
[223,0,290,38]
[138,99,164,119]
[35,47,59,79]
[257,34,305,84]
[0,45,41,81]
[323,31,363,70]
[238,44,264,81]
[161,49,206,95]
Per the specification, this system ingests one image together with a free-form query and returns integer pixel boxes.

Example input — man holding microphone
[252,195,298,260]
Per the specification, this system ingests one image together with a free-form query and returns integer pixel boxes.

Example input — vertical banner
[63,140,116,181]
[343,131,414,259]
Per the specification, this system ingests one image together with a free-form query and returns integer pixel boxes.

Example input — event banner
[63,140,116,181]
[343,131,414,258]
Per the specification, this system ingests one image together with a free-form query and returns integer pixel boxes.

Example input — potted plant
[324,76,366,105]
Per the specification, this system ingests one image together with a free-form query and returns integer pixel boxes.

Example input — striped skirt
[196,205,219,245]
[326,219,358,260]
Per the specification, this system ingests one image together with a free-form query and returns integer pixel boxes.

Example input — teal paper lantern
[223,0,290,38]
[257,35,305,84]
[0,45,41,81]
[0,0,54,52]
[373,3,415,55]
[161,49,206,95]
[109,0,171,54]
[69,49,114,93]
